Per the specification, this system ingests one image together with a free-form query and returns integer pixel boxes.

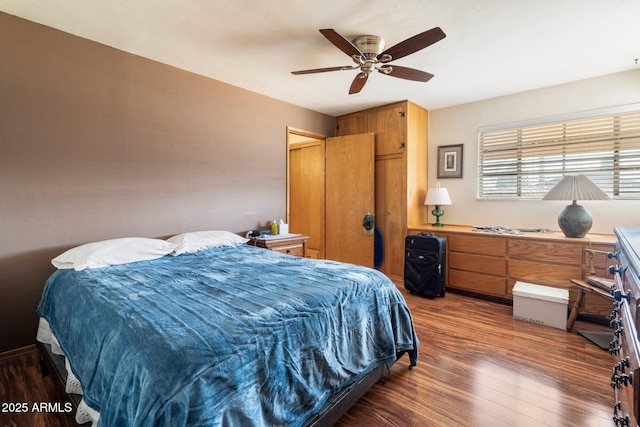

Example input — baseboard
[446,287,513,305]
[0,343,37,361]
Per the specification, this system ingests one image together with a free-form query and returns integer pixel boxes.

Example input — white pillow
[52,237,177,271]
[167,230,249,255]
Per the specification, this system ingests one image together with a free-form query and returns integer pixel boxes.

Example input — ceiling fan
[291,27,446,94]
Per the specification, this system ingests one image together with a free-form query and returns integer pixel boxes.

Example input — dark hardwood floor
[1,289,614,427]
[337,288,614,427]
[0,348,76,427]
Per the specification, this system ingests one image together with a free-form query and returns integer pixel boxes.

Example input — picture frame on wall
[437,144,463,178]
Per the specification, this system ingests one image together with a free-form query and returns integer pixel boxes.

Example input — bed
[35,231,419,426]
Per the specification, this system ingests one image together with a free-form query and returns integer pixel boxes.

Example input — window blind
[478,105,640,199]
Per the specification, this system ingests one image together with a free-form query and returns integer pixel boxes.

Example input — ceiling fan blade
[349,72,368,94]
[382,65,434,82]
[320,29,363,58]
[292,65,358,75]
[379,27,446,62]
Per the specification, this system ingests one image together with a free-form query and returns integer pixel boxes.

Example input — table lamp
[542,175,609,238]
[425,184,452,227]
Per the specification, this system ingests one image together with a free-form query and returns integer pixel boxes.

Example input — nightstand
[247,234,309,257]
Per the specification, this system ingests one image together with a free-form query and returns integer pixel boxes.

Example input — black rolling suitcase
[404,232,446,297]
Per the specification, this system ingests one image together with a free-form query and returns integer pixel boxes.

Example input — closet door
[375,156,405,278]
[370,104,406,156]
[325,133,375,267]
[335,113,368,136]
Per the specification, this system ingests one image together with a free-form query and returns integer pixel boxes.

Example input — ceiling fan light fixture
[362,60,376,75]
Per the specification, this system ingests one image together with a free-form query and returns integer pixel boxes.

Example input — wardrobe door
[335,113,368,136]
[375,156,405,278]
[370,104,406,156]
[325,133,375,267]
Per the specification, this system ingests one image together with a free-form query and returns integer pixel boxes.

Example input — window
[478,104,640,199]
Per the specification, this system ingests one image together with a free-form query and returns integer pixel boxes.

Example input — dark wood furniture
[247,234,309,257]
[609,227,640,426]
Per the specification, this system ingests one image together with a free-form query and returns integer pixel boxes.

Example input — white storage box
[512,281,569,330]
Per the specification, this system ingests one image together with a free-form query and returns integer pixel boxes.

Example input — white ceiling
[2,0,639,116]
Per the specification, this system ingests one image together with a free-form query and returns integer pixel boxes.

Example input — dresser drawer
[448,234,506,257]
[509,239,582,265]
[448,270,507,296]
[272,244,304,257]
[247,235,309,257]
[508,259,581,290]
[449,251,506,276]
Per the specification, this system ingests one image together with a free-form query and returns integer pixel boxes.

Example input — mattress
[36,244,418,426]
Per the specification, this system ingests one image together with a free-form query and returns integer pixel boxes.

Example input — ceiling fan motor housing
[352,35,385,57]
[352,35,386,75]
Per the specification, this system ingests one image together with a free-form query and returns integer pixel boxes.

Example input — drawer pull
[609,265,626,276]
[613,289,631,303]
[614,357,631,374]
[608,251,620,260]
[611,371,633,388]
[610,303,621,320]
[613,414,631,426]
[610,318,622,329]
[609,341,620,356]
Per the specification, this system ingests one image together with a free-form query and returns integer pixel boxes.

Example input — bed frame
[37,340,402,426]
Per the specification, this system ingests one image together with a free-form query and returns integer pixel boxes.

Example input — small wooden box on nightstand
[247,234,309,257]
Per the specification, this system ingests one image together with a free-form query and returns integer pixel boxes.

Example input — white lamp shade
[542,175,609,201]
[424,187,452,206]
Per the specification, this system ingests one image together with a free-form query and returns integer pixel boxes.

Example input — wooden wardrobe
[287,100,429,282]
[336,100,429,282]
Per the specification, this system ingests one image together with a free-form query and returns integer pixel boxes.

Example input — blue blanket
[38,244,418,426]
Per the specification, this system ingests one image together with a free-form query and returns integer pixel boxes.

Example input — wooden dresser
[408,225,616,318]
[247,235,309,257]
[609,227,640,426]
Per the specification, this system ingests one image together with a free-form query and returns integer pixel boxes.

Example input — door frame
[286,127,328,258]
[286,127,328,222]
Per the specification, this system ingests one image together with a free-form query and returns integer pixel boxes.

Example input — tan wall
[428,69,640,233]
[0,12,334,352]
